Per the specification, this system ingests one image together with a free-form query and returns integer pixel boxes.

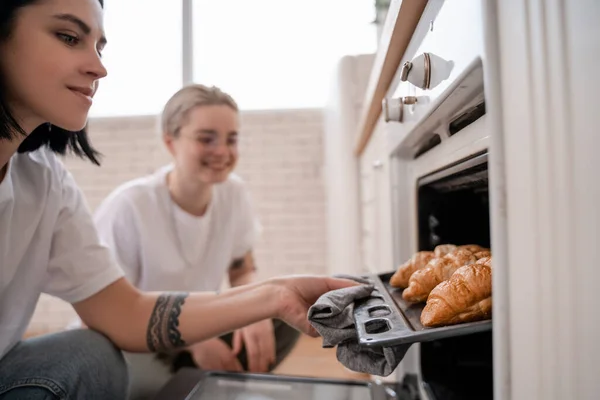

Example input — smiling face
[165,105,239,185]
[0,0,107,133]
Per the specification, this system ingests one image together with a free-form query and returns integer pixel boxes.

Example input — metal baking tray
[353,272,492,347]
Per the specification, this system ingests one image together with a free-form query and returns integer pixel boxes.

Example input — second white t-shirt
[94,165,261,292]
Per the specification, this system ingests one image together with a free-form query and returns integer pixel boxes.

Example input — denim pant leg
[0,329,128,400]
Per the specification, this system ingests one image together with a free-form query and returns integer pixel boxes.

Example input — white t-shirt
[0,149,124,359]
[93,165,261,292]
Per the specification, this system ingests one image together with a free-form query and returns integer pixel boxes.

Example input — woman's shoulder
[13,147,68,186]
[99,170,164,211]
[20,146,63,171]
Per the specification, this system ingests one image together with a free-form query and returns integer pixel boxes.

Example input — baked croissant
[434,244,457,258]
[474,250,491,260]
[390,251,435,288]
[459,244,486,253]
[420,263,492,327]
[402,249,477,303]
[477,256,492,267]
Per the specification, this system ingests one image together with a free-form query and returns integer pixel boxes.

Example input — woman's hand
[232,319,276,373]
[188,338,243,372]
[269,275,358,336]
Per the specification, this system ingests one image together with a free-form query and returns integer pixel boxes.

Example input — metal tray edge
[353,272,492,348]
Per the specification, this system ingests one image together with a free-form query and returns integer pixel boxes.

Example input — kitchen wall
[27,108,329,336]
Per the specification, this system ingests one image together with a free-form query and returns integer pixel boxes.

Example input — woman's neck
[167,168,213,217]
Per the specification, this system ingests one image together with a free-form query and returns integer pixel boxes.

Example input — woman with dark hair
[0,1,357,399]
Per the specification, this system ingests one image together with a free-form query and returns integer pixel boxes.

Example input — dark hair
[0,0,104,165]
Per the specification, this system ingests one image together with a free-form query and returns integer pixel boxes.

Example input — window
[90,1,377,116]
[89,0,183,117]
[192,0,377,110]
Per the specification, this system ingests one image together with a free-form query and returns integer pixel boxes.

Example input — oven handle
[418,151,488,187]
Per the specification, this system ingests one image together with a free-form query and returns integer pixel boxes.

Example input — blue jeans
[0,329,128,400]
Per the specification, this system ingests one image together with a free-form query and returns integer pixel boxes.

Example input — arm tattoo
[146,292,189,352]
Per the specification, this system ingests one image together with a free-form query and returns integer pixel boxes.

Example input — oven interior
[416,153,493,400]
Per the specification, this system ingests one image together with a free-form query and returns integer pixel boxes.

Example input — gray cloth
[308,275,410,377]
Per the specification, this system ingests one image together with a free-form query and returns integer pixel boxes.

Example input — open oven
[352,115,492,400]
[415,152,493,400]
[385,108,492,400]
[354,140,493,399]
[374,1,494,398]
[352,0,599,398]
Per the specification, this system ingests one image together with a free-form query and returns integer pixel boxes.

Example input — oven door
[389,110,491,400]
[417,152,493,400]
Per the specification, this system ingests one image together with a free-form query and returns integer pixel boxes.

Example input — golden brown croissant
[390,251,435,288]
[459,244,486,253]
[420,263,492,327]
[433,244,457,258]
[474,250,491,260]
[476,256,492,267]
[402,249,477,303]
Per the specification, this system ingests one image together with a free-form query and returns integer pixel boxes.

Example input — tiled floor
[272,334,371,381]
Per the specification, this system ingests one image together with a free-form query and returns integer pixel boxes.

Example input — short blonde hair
[161,84,238,137]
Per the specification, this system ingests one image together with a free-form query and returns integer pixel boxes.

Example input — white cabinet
[358,118,394,275]
[324,53,375,278]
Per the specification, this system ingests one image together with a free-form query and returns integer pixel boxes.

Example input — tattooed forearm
[146,292,189,352]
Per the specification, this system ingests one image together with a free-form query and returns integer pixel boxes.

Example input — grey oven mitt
[307,274,410,377]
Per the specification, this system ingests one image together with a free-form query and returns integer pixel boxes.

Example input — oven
[410,150,493,400]
[380,1,494,399]
[380,115,492,400]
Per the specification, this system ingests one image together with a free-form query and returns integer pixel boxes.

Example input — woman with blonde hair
[93,84,300,398]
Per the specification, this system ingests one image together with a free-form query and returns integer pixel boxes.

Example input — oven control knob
[382,96,419,123]
[400,52,454,90]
